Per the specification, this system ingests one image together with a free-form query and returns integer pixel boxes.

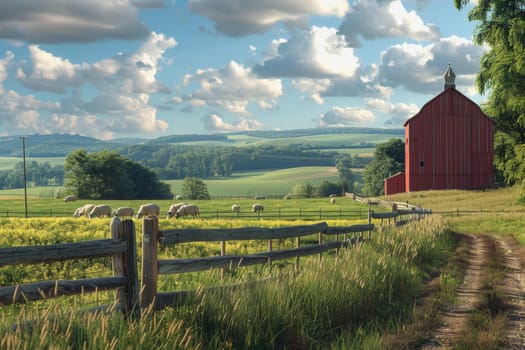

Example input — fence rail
[0,208,372,220]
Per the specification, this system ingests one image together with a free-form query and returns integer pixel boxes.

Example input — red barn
[385,65,495,194]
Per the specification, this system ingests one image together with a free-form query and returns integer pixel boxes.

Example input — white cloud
[183,61,282,114]
[0,0,149,43]
[318,106,376,127]
[339,0,440,47]
[202,113,265,132]
[188,0,349,36]
[366,98,419,125]
[254,26,359,79]
[16,45,84,93]
[0,51,14,94]
[377,36,486,94]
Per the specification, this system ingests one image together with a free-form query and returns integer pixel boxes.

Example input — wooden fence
[0,217,140,318]
[139,218,375,311]
[1,208,431,318]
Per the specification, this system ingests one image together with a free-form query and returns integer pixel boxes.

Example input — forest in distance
[0,127,403,191]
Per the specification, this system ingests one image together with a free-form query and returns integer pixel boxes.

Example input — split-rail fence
[0,209,427,319]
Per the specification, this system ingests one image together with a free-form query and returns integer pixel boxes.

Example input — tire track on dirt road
[420,234,489,349]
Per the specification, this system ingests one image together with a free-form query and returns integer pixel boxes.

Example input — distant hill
[0,127,404,157]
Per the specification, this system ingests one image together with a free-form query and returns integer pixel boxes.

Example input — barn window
[420,160,424,167]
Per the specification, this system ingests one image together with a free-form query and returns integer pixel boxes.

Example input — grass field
[0,166,350,199]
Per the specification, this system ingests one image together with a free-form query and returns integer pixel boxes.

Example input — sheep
[175,195,183,200]
[284,195,291,200]
[330,198,336,204]
[166,203,187,218]
[136,203,160,218]
[231,204,241,213]
[254,196,266,200]
[113,206,135,217]
[73,203,95,218]
[252,204,264,213]
[175,204,200,219]
[88,204,112,218]
[64,195,76,202]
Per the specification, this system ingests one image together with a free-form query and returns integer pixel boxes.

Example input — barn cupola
[444,63,456,90]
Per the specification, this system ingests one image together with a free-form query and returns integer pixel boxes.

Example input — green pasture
[166,166,344,197]
[0,195,370,220]
[0,156,65,170]
[244,133,401,148]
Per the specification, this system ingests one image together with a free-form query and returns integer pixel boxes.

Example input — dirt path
[420,234,525,349]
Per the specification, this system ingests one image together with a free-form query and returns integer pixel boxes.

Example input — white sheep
[175,204,200,219]
[113,206,135,217]
[166,203,187,218]
[88,204,112,218]
[73,203,95,218]
[136,203,160,218]
[330,198,336,204]
[175,195,183,200]
[231,204,241,213]
[252,204,264,213]
[64,195,76,202]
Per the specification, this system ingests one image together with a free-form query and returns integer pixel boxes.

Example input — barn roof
[403,87,495,127]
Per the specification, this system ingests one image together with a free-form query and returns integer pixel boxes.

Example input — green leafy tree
[64,149,172,199]
[363,139,405,196]
[335,155,355,192]
[453,0,525,187]
[316,180,342,197]
[181,177,210,200]
[291,182,316,198]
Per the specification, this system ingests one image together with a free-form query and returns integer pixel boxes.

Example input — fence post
[295,237,300,271]
[141,217,159,311]
[221,241,226,282]
[111,217,140,319]
[367,207,372,239]
[267,238,273,265]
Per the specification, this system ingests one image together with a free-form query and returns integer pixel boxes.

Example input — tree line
[119,144,370,180]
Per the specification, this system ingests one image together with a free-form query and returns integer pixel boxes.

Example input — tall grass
[0,216,452,349]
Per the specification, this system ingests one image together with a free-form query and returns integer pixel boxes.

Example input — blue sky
[0,0,485,140]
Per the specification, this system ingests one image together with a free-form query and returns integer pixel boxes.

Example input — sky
[0,0,486,140]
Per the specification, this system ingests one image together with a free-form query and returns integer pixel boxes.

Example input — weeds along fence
[0,210,430,318]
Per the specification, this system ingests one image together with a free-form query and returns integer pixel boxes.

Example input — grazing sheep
[113,206,135,217]
[136,203,160,218]
[231,204,241,213]
[252,204,264,213]
[73,204,95,218]
[284,195,291,200]
[330,198,336,204]
[64,195,76,202]
[254,196,266,200]
[175,195,183,200]
[175,204,200,219]
[166,203,187,218]
[88,204,112,218]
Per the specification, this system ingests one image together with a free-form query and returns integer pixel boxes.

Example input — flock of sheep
[73,203,264,219]
[72,203,201,219]
[72,202,269,219]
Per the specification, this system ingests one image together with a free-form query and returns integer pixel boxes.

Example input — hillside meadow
[0,166,353,200]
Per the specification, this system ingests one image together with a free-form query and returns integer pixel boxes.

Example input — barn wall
[405,88,494,192]
[384,172,405,195]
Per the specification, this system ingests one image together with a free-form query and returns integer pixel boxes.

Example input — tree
[291,182,316,198]
[316,180,342,197]
[453,0,525,187]
[363,139,405,196]
[64,150,173,199]
[335,155,355,192]
[181,177,210,200]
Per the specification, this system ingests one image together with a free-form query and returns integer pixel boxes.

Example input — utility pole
[20,136,28,218]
